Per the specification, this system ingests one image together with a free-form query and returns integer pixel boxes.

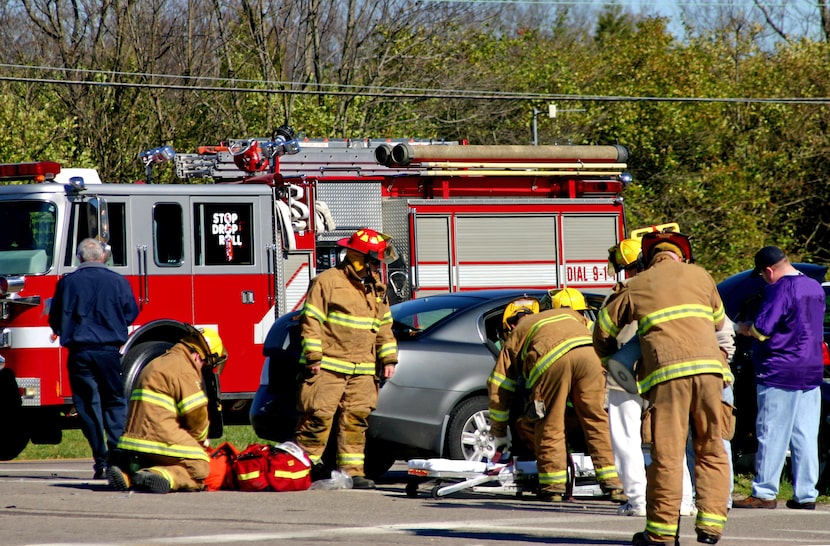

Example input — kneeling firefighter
[107,326,228,493]
[294,228,399,489]
[487,288,625,502]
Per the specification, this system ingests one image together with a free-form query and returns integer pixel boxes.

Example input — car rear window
[392,294,485,332]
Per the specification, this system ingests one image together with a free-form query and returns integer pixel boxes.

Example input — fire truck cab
[0,163,281,459]
[0,139,632,460]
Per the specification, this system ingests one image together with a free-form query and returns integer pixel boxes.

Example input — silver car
[249,288,605,478]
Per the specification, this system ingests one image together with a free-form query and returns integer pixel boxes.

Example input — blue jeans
[67,347,127,472]
[752,384,820,502]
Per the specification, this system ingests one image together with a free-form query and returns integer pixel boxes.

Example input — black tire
[122,341,173,396]
[364,437,397,480]
[445,394,504,461]
[0,368,30,460]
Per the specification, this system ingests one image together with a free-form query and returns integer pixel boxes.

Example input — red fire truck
[0,137,631,459]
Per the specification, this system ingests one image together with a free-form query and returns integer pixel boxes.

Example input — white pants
[608,388,693,508]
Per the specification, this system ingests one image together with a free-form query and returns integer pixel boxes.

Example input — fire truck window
[0,201,56,275]
[65,202,127,267]
[153,203,183,266]
[196,203,254,266]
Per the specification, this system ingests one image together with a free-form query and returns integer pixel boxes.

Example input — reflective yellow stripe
[638,304,719,334]
[520,314,580,361]
[378,341,398,359]
[487,371,516,392]
[272,468,310,480]
[646,519,678,537]
[594,465,619,481]
[238,470,261,481]
[337,453,365,466]
[178,391,208,414]
[131,389,176,413]
[638,359,728,392]
[526,336,593,388]
[695,510,727,529]
[320,356,375,375]
[538,470,568,485]
[489,407,510,423]
[303,302,326,323]
[597,307,621,338]
[328,311,381,330]
[150,467,176,489]
[116,436,210,461]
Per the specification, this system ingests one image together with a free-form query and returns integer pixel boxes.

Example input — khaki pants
[531,345,622,494]
[643,374,730,542]
[295,369,378,477]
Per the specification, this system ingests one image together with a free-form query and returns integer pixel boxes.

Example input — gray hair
[76,238,106,263]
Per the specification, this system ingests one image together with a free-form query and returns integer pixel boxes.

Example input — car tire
[445,394,504,461]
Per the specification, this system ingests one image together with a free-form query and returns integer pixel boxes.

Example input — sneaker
[696,530,720,544]
[106,466,130,491]
[618,501,646,516]
[632,531,679,545]
[785,499,816,510]
[680,502,698,516]
[132,470,170,494]
[350,476,376,489]
[93,468,106,480]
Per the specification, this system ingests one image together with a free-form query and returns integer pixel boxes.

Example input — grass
[16,425,262,461]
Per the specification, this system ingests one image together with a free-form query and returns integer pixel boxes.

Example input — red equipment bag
[266,441,312,492]
[233,444,272,492]
[205,441,240,491]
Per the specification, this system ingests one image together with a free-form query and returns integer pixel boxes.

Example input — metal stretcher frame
[405,454,606,499]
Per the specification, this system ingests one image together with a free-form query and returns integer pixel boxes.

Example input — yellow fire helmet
[542,287,588,311]
[502,297,540,331]
[607,238,643,275]
[182,325,228,373]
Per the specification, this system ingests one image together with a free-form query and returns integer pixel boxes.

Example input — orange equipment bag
[205,441,240,491]
[266,441,312,492]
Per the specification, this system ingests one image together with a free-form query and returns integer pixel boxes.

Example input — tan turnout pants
[295,369,378,477]
[530,345,622,495]
[642,373,730,543]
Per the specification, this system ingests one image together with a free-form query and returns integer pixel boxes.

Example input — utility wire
[2,64,830,104]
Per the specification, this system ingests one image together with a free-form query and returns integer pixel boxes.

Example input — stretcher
[405,453,605,499]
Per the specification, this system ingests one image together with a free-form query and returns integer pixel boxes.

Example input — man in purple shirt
[733,246,825,510]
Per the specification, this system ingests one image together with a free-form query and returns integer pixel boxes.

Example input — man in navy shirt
[49,238,139,479]
[733,246,825,510]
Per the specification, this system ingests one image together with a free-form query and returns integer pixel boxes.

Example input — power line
[2,64,830,104]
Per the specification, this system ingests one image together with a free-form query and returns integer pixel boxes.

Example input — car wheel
[446,395,507,462]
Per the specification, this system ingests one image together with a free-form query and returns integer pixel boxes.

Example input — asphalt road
[2,459,830,546]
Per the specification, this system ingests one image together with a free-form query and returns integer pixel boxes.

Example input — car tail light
[823,342,830,367]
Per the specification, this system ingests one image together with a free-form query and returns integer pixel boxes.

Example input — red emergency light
[0,162,61,181]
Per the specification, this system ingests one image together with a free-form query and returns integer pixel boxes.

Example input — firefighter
[605,238,698,518]
[294,228,398,489]
[106,327,227,493]
[487,288,625,503]
[594,232,731,546]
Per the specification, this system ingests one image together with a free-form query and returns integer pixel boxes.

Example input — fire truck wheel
[0,367,30,460]
[122,341,173,396]
[445,395,502,461]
